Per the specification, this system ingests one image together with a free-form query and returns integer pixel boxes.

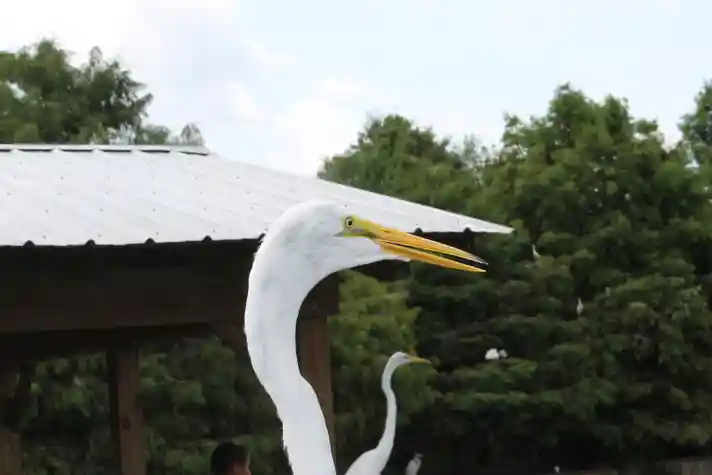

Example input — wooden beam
[108,345,146,475]
[297,275,339,455]
[0,262,248,334]
[0,324,212,362]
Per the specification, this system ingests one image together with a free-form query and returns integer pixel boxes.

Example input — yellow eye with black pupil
[344,217,354,228]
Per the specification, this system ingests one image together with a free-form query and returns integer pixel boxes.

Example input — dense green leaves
[0,40,203,145]
[321,84,712,472]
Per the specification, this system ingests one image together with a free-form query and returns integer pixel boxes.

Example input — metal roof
[0,144,512,246]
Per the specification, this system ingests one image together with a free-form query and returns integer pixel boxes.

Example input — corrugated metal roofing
[0,144,512,246]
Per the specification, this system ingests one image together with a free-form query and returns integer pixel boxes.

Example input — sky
[1,0,710,176]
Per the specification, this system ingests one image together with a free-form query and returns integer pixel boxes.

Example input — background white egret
[531,244,541,260]
[405,453,423,475]
[576,297,584,316]
[484,348,499,361]
[244,201,486,475]
[345,351,430,475]
[485,348,508,361]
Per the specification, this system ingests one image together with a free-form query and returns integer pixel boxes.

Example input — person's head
[210,442,250,475]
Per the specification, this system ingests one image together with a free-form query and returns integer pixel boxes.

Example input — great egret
[405,453,423,475]
[244,201,486,475]
[531,244,541,260]
[344,352,430,475]
[576,297,584,316]
[485,348,508,361]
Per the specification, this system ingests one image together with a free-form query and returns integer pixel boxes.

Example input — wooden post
[297,275,339,455]
[0,364,21,475]
[107,345,146,475]
[0,428,21,475]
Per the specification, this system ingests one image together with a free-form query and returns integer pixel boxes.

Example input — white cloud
[0,0,242,67]
[268,76,377,175]
[228,82,268,123]
[318,76,370,102]
[243,39,297,72]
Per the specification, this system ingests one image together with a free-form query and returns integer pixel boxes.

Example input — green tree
[680,80,712,169]
[0,39,203,145]
[489,83,712,461]
[320,92,712,472]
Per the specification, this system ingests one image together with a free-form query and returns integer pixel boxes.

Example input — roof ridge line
[0,144,213,156]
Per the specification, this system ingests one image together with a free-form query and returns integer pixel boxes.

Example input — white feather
[405,454,423,475]
[345,352,417,475]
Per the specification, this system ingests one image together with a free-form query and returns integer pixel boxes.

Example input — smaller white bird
[576,298,584,316]
[405,453,423,475]
[345,352,430,475]
[485,348,500,361]
[531,244,541,260]
[498,349,508,359]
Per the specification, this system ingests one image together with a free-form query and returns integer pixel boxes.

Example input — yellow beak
[349,217,487,273]
[407,354,432,364]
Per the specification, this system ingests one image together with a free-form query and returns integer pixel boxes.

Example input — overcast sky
[2,0,709,176]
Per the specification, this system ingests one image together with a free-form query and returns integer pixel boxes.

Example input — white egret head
[389,351,431,368]
[259,201,487,282]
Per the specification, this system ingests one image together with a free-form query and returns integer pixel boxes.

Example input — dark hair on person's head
[210,442,249,475]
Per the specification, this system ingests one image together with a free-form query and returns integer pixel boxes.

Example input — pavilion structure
[0,144,511,475]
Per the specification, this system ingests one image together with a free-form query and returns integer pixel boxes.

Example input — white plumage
[485,348,508,361]
[244,201,486,475]
[405,453,423,475]
[531,244,541,260]
[345,352,430,475]
[576,297,584,316]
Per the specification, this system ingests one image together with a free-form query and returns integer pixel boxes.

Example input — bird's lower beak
[364,220,487,273]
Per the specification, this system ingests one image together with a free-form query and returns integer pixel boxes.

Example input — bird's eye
[344,217,354,228]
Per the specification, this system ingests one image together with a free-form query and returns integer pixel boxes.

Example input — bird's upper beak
[345,217,487,273]
[407,354,432,364]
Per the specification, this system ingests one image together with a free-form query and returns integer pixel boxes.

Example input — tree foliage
[320,84,712,473]
[0,39,203,145]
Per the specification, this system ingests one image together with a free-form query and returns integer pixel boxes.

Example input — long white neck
[244,244,336,475]
[373,359,401,467]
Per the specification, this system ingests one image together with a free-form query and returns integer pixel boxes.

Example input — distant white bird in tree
[485,348,509,361]
[605,286,611,297]
[576,297,584,316]
[531,244,541,260]
[345,352,431,475]
[405,453,423,475]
